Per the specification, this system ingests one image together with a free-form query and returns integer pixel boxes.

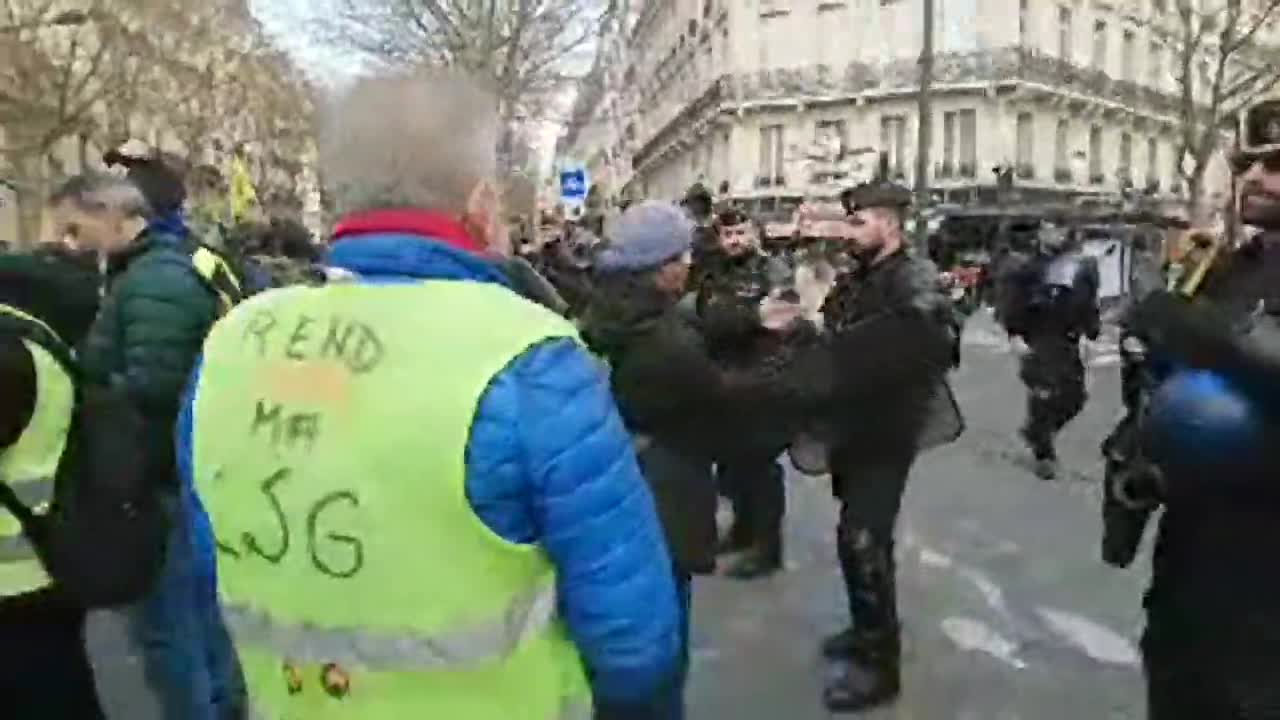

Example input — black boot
[723,539,782,580]
[715,523,753,555]
[822,635,901,713]
[821,627,858,660]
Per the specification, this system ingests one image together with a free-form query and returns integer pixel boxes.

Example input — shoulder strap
[190,245,245,316]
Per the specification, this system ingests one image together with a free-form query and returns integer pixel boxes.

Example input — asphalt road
[688,310,1153,719]
[84,310,1154,720]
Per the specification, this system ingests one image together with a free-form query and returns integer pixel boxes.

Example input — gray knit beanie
[595,201,693,273]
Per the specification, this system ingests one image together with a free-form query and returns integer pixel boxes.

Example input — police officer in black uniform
[999,221,1101,479]
[1120,95,1280,719]
[785,181,959,711]
[696,207,798,579]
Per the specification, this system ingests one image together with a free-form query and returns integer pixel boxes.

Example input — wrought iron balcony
[723,47,1182,116]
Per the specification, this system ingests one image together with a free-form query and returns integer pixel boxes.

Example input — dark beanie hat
[103,140,187,214]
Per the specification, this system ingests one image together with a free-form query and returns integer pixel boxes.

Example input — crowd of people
[0,70,1277,720]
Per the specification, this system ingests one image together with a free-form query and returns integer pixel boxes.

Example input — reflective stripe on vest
[193,281,593,717]
[246,698,593,720]
[0,307,74,596]
[223,580,556,671]
[0,477,52,562]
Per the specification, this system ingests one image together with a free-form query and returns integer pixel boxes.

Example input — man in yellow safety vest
[0,248,105,718]
[183,72,682,719]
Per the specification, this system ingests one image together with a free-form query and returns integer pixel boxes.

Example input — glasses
[1229,150,1280,175]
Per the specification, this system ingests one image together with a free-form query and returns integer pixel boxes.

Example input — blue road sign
[560,168,588,202]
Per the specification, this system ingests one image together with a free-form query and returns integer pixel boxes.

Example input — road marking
[939,617,1027,670]
[1035,607,1140,667]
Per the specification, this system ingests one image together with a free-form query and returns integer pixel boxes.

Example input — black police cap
[839,181,913,214]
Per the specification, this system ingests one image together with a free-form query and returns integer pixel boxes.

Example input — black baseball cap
[839,181,913,215]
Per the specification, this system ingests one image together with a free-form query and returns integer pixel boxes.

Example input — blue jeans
[670,572,692,720]
[124,493,245,720]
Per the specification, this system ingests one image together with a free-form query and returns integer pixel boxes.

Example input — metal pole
[913,0,935,254]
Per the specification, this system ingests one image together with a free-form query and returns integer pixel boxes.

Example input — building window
[1148,41,1163,88]
[880,115,907,178]
[1019,0,1030,46]
[1092,20,1108,71]
[1054,118,1071,181]
[1016,112,1035,178]
[1119,132,1133,185]
[1147,137,1160,189]
[942,112,957,176]
[1122,29,1136,81]
[1057,6,1073,60]
[817,3,847,66]
[759,125,785,185]
[815,119,848,156]
[958,109,977,176]
[1089,125,1104,182]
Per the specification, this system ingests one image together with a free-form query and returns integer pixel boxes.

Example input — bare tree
[319,0,621,170]
[0,0,156,240]
[1173,0,1280,221]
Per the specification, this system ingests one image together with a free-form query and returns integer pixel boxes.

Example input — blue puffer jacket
[177,232,680,704]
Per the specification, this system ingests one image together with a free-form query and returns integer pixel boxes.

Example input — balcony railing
[1054,167,1073,183]
[958,161,976,178]
[1016,163,1035,180]
[1090,172,1106,185]
[723,47,1182,117]
[937,162,954,179]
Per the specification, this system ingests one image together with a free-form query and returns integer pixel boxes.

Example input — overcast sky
[249,0,573,171]
[250,0,358,84]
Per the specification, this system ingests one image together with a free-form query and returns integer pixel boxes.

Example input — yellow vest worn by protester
[0,305,74,598]
[192,280,593,720]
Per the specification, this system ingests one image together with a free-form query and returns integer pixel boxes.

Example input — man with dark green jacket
[48,173,245,720]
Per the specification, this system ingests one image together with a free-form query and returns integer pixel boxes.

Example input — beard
[1240,189,1280,231]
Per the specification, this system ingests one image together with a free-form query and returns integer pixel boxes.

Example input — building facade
[563,0,1267,218]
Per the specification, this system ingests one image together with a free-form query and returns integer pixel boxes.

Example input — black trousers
[0,588,105,719]
[718,451,785,550]
[1020,340,1086,460]
[1143,622,1280,720]
[829,446,915,652]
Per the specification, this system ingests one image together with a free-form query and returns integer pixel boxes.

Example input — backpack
[0,309,167,607]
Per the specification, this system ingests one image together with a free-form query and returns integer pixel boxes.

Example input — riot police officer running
[1122,94,1280,719]
[999,222,1101,479]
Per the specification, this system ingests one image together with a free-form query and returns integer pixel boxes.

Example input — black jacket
[1127,234,1280,663]
[999,249,1101,342]
[580,275,781,574]
[791,249,961,458]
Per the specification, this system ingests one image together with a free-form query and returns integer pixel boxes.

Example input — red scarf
[331,209,484,254]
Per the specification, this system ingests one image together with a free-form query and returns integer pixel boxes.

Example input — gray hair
[49,173,153,219]
[320,73,498,217]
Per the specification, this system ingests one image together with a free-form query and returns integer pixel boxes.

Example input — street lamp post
[913,0,936,254]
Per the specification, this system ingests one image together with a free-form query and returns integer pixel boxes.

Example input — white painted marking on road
[1035,607,1140,666]
[918,547,954,569]
[958,567,1009,615]
[940,617,1027,670]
